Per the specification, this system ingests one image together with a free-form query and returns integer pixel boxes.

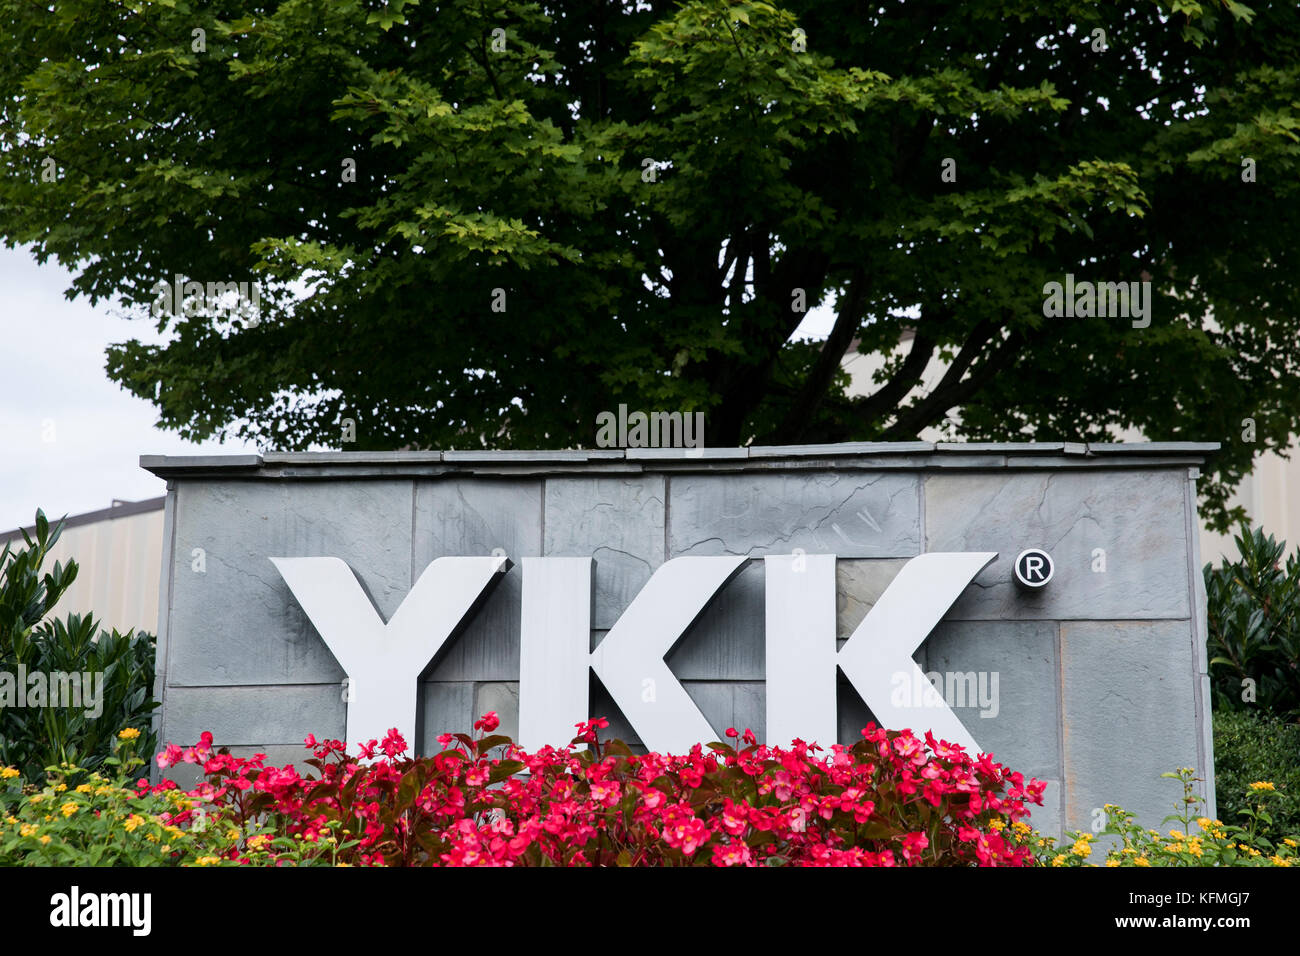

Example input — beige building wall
[1198,450,1300,567]
[0,500,165,636]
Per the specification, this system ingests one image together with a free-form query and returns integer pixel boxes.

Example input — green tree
[2,0,1298,527]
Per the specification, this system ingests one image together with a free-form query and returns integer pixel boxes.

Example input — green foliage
[1031,767,1300,866]
[1204,524,1300,717]
[1212,708,1300,842]
[0,735,239,867]
[0,511,159,782]
[2,2,1299,525]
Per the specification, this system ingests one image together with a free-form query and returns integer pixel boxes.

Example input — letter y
[271,556,511,751]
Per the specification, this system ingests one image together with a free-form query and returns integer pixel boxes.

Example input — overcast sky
[0,245,839,534]
[0,245,259,533]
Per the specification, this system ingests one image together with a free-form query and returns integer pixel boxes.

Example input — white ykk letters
[270,555,511,748]
[273,552,995,755]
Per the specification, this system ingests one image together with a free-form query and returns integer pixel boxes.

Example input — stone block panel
[668,472,920,558]
[1060,621,1204,834]
[415,479,543,680]
[544,476,666,629]
[924,471,1190,620]
[165,480,413,686]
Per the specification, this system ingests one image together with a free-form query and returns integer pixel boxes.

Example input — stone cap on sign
[139,441,1221,480]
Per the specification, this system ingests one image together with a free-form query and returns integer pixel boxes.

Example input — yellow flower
[117,728,141,741]
[75,784,93,794]
[60,802,78,818]
[1072,839,1092,858]
[1105,858,1120,867]
[988,819,1006,831]
[0,767,19,779]
[124,814,144,832]
[1122,847,1138,855]
[1247,847,1262,858]
[1134,856,1150,867]
[1168,830,1185,841]
[1249,781,1276,791]
[1187,843,1203,858]
[1271,855,1291,867]
[247,834,271,850]
[19,823,38,837]
[4,816,16,825]
[1196,817,1212,830]
[1050,854,1069,867]
[144,832,158,843]
[53,783,67,793]
[39,835,51,845]
[28,794,43,805]
[195,856,220,867]
[226,829,241,842]
[1011,822,1031,839]
[1284,839,1298,849]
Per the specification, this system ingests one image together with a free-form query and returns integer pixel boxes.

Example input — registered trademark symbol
[1013,549,1054,589]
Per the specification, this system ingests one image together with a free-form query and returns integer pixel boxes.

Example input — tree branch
[854,325,938,422]
[769,268,867,443]
[880,317,1020,439]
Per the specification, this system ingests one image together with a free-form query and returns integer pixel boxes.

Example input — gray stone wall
[144,442,1218,838]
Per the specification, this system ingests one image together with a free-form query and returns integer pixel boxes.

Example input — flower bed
[4,717,1046,866]
[7,718,1293,867]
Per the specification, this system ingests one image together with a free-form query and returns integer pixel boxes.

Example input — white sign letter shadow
[271,556,511,750]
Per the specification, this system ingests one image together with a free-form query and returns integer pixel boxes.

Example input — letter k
[766,552,996,754]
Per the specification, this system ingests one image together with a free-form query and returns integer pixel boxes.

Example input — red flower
[712,842,754,866]
[474,711,501,733]
[380,728,407,758]
[590,780,622,807]
[901,831,930,864]
[155,743,184,769]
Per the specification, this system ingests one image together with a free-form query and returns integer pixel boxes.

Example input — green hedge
[1213,708,1300,844]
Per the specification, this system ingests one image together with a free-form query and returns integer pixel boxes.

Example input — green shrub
[1213,708,1300,843]
[0,510,159,781]
[1031,767,1299,866]
[0,732,237,866]
[1204,524,1300,717]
